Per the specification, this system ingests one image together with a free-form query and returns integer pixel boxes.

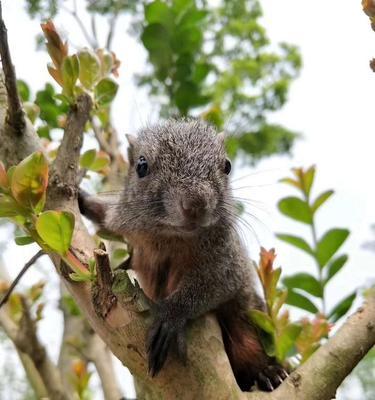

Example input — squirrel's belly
[131,251,188,301]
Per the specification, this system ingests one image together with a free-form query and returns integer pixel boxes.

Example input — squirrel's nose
[180,197,208,220]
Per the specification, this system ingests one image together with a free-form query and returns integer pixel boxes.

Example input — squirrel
[78,118,287,391]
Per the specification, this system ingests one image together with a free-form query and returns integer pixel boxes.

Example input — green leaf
[141,23,170,52]
[17,80,30,102]
[15,236,35,246]
[80,149,97,169]
[283,273,323,298]
[276,233,314,255]
[329,292,356,322]
[278,197,312,224]
[279,177,300,190]
[248,309,275,334]
[286,289,319,314]
[61,54,79,98]
[145,1,174,31]
[276,323,302,361]
[113,248,128,261]
[192,62,211,83]
[325,254,348,284]
[90,151,110,172]
[78,49,100,89]
[311,190,334,213]
[69,272,92,282]
[96,229,125,243]
[61,294,81,316]
[94,78,118,106]
[0,194,23,217]
[316,228,350,268]
[11,151,49,212]
[303,165,315,197]
[36,211,75,255]
[141,23,172,71]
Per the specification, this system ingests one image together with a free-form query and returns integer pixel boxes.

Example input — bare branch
[0,250,45,308]
[90,116,113,155]
[0,1,25,135]
[105,13,119,51]
[91,14,98,47]
[92,244,117,318]
[0,296,71,400]
[62,0,98,49]
[48,94,92,204]
[86,333,124,400]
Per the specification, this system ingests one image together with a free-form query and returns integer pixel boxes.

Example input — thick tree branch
[16,297,71,400]
[242,295,375,400]
[0,263,49,399]
[48,93,92,206]
[0,298,71,400]
[0,1,25,135]
[0,309,48,398]
[86,333,124,400]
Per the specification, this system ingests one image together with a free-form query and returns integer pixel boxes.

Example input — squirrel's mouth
[172,219,213,235]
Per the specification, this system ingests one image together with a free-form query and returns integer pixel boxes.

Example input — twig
[92,243,117,318]
[105,13,119,50]
[91,15,98,47]
[90,116,113,155]
[0,250,45,308]
[0,1,25,135]
[62,0,98,49]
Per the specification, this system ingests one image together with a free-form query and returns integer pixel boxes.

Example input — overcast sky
[0,1,374,399]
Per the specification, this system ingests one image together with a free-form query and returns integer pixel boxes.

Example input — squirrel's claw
[256,364,288,391]
[146,313,187,377]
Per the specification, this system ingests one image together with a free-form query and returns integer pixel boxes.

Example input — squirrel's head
[111,119,233,237]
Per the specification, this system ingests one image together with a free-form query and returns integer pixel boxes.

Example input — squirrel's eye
[224,159,231,175]
[136,156,148,178]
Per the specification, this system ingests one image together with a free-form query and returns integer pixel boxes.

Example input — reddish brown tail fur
[218,311,269,391]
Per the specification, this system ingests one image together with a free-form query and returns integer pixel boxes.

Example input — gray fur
[79,118,281,388]
[104,117,263,317]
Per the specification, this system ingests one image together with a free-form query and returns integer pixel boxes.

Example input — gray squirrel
[78,118,287,391]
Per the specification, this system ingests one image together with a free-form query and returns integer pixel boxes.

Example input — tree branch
[0,1,25,135]
[243,295,375,400]
[0,250,45,308]
[0,297,71,400]
[90,116,114,155]
[62,0,98,49]
[105,13,119,51]
[48,94,92,206]
[86,333,124,400]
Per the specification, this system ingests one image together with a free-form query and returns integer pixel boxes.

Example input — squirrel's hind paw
[256,364,288,391]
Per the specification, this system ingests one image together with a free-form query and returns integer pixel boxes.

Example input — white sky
[0,1,374,399]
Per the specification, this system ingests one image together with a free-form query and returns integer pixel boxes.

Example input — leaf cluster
[41,20,119,106]
[139,0,302,162]
[0,154,94,283]
[277,166,355,322]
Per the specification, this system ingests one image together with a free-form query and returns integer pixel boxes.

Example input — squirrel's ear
[126,134,138,166]
[216,131,225,146]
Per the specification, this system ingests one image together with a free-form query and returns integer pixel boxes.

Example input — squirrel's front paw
[146,309,187,377]
[256,364,288,391]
